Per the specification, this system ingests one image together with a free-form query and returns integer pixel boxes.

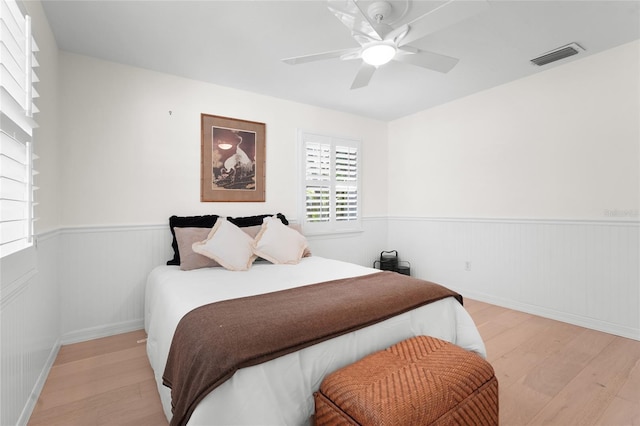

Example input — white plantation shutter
[299,131,361,233]
[0,0,38,258]
[305,141,331,222]
[305,186,330,223]
[335,145,358,221]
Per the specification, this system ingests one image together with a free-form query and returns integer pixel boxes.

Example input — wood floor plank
[36,354,153,411]
[28,330,168,426]
[498,379,552,425]
[490,307,535,328]
[467,303,511,326]
[482,315,553,363]
[489,318,583,390]
[617,349,640,403]
[46,344,147,380]
[460,298,494,314]
[476,318,512,342]
[29,382,140,425]
[521,327,615,398]
[54,330,147,366]
[595,395,640,426]
[96,383,165,426]
[528,337,640,425]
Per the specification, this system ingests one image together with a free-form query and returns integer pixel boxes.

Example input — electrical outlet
[464,261,472,271]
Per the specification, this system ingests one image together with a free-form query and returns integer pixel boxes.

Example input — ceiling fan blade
[351,28,378,45]
[340,50,362,61]
[399,0,489,47]
[395,48,459,73]
[282,48,360,65]
[350,63,376,89]
[327,0,383,41]
[384,24,409,43]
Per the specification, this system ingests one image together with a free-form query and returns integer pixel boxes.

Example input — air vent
[531,43,584,66]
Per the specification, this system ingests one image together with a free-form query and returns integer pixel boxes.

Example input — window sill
[303,228,364,238]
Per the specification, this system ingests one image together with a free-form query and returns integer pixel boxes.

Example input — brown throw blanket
[162,271,462,426]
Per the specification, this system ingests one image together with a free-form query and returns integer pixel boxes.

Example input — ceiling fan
[282,0,488,89]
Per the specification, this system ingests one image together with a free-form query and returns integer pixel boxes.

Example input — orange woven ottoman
[314,335,498,425]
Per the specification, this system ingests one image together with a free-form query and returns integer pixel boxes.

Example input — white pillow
[253,216,309,264]
[192,218,256,271]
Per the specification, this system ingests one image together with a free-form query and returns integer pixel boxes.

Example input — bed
[145,255,486,425]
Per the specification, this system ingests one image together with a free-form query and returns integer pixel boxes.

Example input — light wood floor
[28,329,168,426]
[465,299,640,425]
[28,300,640,425]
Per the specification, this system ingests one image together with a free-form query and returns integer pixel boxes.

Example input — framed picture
[201,114,266,202]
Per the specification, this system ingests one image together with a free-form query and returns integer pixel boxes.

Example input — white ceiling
[41,0,640,121]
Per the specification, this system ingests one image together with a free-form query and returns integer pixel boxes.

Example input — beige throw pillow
[174,227,222,271]
[192,218,256,271]
[253,216,309,264]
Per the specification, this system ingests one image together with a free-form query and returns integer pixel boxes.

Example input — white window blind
[299,131,361,234]
[335,145,358,222]
[305,141,330,223]
[0,0,39,258]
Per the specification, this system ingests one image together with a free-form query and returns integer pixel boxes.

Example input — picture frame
[200,114,266,202]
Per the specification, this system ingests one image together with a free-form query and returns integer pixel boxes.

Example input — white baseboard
[61,319,145,345]
[454,288,640,341]
[17,338,61,426]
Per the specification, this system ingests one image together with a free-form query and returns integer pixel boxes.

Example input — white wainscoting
[1,230,61,426]
[57,218,388,344]
[388,217,640,340]
[3,216,636,425]
[59,225,172,343]
[306,217,388,268]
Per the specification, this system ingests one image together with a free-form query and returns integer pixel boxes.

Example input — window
[299,130,361,234]
[0,0,39,258]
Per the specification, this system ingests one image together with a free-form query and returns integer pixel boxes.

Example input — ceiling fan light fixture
[362,43,396,66]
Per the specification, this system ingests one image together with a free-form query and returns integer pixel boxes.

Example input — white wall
[388,41,639,220]
[0,1,61,425]
[387,40,640,339]
[55,53,389,340]
[58,52,388,225]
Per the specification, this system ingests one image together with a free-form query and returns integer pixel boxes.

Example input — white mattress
[145,256,486,425]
